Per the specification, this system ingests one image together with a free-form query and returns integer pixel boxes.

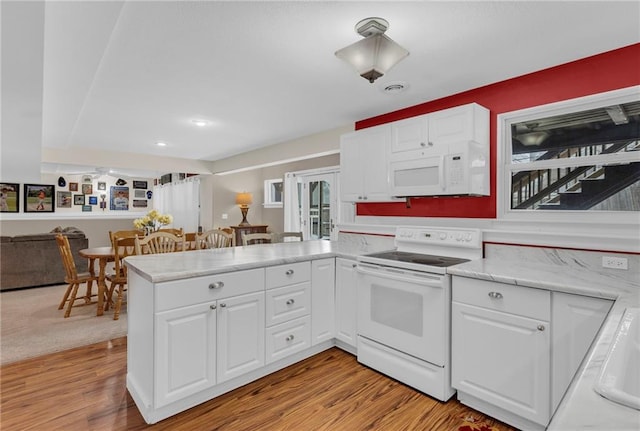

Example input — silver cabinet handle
[428,141,434,147]
[352,264,357,268]
[537,325,545,331]
[286,299,295,305]
[210,304,216,310]
[420,142,426,147]
[286,335,295,342]
[209,281,224,289]
[488,291,503,299]
[285,269,294,276]
[220,303,226,308]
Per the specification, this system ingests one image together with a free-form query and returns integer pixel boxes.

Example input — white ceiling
[3,1,640,176]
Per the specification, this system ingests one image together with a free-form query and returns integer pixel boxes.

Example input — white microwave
[389,140,489,197]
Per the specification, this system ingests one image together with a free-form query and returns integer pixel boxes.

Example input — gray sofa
[0,230,89,291]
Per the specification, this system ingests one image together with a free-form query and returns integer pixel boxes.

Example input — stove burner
[363,250,470,268]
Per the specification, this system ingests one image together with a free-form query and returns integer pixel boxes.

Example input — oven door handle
[356,264,443,286]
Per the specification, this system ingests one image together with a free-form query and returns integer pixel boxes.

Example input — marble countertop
[448,258,640,431]
[124,240,381,283]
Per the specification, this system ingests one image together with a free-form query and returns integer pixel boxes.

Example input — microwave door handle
[439,155,446,191]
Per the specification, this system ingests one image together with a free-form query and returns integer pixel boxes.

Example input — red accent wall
[355,43,640,218]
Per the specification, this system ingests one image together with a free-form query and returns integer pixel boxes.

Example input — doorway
[302,173,336,240]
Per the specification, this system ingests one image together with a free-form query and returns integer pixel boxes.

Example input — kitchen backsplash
[485,243,640,286]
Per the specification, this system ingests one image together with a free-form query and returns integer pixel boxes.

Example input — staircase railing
[511,141,633,209]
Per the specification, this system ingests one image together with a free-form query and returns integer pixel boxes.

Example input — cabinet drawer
[266,261,310,289]
[265,282,311,327]
[265,316,311,364]
[453,276,550,320]
[156,268,265,312]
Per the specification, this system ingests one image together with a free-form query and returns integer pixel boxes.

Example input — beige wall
[205,153,340,233]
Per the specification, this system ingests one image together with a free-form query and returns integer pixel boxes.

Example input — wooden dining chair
[183,232,197,250]
[105,235,137,320]
[157,227,184,237]
[135,231,186,255]
[55,233,99,318]
[241,232,274,246]
[274,232,304,242]
[196,229,234,249]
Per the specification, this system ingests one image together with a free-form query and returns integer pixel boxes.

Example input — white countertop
[448,259,640,431]
[125,240,376,283]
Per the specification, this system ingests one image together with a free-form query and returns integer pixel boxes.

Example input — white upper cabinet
[340,124,393,202]
[390,103,489,157]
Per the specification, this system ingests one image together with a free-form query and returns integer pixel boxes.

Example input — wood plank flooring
[0,337,517,431]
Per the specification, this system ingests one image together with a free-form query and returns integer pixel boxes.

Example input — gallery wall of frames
[0,175,155,215]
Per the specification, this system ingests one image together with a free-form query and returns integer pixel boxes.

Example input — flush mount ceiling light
[335,17,409,83]
[155,141,167,147]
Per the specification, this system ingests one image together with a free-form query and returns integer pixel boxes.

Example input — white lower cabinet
[452,277,551,428]
[452,276,613,431]
[216,291,265,383]
[311,258,335,345]
[154,290,265,408]
[335,257,357,349]
[155,301,217,408]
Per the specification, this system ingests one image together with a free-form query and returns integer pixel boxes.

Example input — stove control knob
[439,232,447,240]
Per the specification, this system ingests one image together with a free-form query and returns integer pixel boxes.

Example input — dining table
[79,246,115,316]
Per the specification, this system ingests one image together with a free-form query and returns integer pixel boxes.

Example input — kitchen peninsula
[124,240,373,424]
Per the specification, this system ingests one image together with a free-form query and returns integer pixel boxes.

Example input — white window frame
[263,178,283,208]
[497,85,640,225]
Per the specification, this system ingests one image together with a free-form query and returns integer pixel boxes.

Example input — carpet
[0,284,127,365]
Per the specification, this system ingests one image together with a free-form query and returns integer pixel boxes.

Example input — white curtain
[284,172,301,232]
[152,176,200,233]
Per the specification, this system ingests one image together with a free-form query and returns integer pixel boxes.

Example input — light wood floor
[0,337,516,431]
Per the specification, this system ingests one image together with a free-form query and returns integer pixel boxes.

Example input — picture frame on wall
[82,183,93,195]
[110,186,129,210]
[57,191,72,208]
[134,189,146,199]
[132,199,148,208]
[69,182,78,192]
[73,194,85,205]
[0,183,20,213]
[97,181,106,191]
[24,184,55,213]
[133,180,148,189]
[88,196,98,205]
[82,205,92,212]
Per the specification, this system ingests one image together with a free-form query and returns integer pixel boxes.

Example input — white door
[217,291,265,383]
[155,301,217,407]
[302,173,336,241]
[452,301,551,425]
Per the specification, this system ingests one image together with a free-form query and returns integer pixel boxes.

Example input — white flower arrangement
[133,209,173,232]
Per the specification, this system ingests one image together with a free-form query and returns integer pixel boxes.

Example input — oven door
[356,263,449,366]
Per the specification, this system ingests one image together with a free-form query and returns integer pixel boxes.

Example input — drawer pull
[209,281,224,289]
[537,325,545,331]
[286,335,295,342]
[220,303,226,308]
[285,269,294,276]
[210,304,217,310]
[488,291,503,299]
[286,299,295,305]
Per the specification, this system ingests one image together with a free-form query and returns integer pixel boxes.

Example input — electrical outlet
[221,213,228,220]
[602,256,628,270]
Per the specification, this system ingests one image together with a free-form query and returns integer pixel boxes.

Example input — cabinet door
[391,115,429,154]
[340,125,391,202]
[335,258,357,348]
[340,131,365,202]
[217,291,265,383]
[311,258,335,345]
[155,302,217,407]
[427,103,477,146]
[452,301,551,426]
[551,292,612,410]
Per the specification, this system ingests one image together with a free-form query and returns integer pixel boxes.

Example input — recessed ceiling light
[191,119,210,127]
[156,141,167,147]
[380,81,408,94]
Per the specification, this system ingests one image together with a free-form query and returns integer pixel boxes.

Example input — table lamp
[235,192,253,226]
